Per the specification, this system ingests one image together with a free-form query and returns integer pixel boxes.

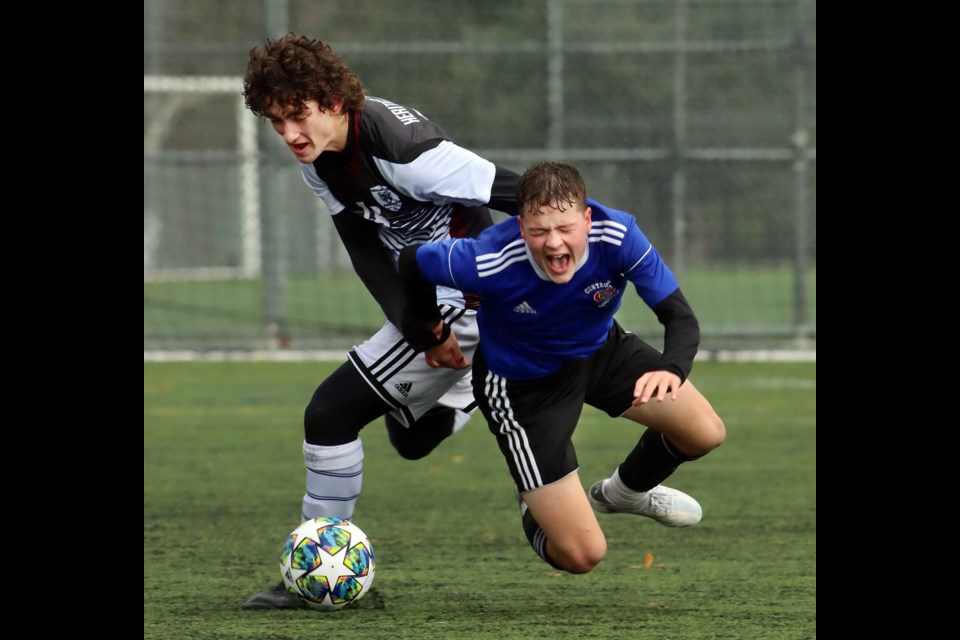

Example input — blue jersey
[414,199,679,380]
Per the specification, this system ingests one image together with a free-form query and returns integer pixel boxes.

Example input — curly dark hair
[516,162,587,216]
[243,33,366,118]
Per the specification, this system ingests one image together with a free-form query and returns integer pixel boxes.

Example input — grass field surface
[144,361,816,639]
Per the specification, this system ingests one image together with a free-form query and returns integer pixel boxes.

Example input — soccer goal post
[144,75,261,282]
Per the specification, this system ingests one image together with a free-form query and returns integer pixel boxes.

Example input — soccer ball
[279,517,376,611]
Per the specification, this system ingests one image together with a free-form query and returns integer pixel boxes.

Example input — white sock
[451,409,472,434]
[301,439,364,521]
[605,468,649,503]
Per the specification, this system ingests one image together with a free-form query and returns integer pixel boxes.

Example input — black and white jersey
[300,97,517,318]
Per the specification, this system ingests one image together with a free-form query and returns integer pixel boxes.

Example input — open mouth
[545,254,570,274]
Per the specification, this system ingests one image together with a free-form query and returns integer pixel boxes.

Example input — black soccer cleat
[241,581,306,610]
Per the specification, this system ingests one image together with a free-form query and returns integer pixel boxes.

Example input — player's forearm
[333,213,406,327]
[487,165,521,216]
[398,245,450,351]
[652,289,700,383]
[360,272,406,329]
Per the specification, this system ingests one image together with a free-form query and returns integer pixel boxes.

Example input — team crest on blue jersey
[370,186,403,211]
[587,283,619,308]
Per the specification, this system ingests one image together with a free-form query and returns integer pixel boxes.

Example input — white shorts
[348,304,479,428]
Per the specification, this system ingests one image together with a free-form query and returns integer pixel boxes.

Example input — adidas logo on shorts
[513,301,537,314]
[395,382,412,397]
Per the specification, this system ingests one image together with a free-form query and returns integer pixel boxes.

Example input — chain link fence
[144,0,816,352]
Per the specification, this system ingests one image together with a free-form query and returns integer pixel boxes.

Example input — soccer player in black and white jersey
[399,162,726,574]
[240,34,520,608]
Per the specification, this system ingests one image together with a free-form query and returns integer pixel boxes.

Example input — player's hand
[424,323,471,370]
[632,370,682,405]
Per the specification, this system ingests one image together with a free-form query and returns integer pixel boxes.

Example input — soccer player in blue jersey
[398,162,726,574]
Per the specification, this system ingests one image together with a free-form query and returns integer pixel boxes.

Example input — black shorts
[472,321,663,492]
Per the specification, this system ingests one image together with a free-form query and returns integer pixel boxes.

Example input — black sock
[521,506,563,570]
[617,429,701,493]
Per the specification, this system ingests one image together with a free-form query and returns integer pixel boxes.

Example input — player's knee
[687,411,726,455]
[701,412,726,451]
[304,397,359,445]
[387,409,456,460]
[385,415,425,460]
[393,445,432,461]
[547,530,607,573]
[553,538,607,574]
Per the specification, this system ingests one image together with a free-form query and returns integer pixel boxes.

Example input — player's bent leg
[243,363,392,611]
[620,379,725,456]
[304,361,392,446]
[247,316,479,610]
[302,362,394,521]
[591,380,723,528]
[522,471,606,574]
[385,406,470,460]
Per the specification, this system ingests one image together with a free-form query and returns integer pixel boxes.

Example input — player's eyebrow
[529,221,577,231]
[269,103,308,119]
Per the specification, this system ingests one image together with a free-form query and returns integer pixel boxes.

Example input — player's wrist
[401,315,450,352]
[433,320,451,345]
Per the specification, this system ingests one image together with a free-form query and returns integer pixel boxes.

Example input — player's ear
[330,98,345,114]
[517,214,526,240]
[584,206,592,230]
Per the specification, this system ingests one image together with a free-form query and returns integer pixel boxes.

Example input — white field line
[144,349,815,363]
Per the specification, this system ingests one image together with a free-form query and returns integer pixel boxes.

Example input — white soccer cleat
[588,479,702,527]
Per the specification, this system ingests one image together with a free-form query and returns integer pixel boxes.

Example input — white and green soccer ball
[279,517,376,610]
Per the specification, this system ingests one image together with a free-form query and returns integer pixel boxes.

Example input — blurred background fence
[144,0,816,353]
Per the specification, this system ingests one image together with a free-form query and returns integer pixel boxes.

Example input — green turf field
[144,361,816,640]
